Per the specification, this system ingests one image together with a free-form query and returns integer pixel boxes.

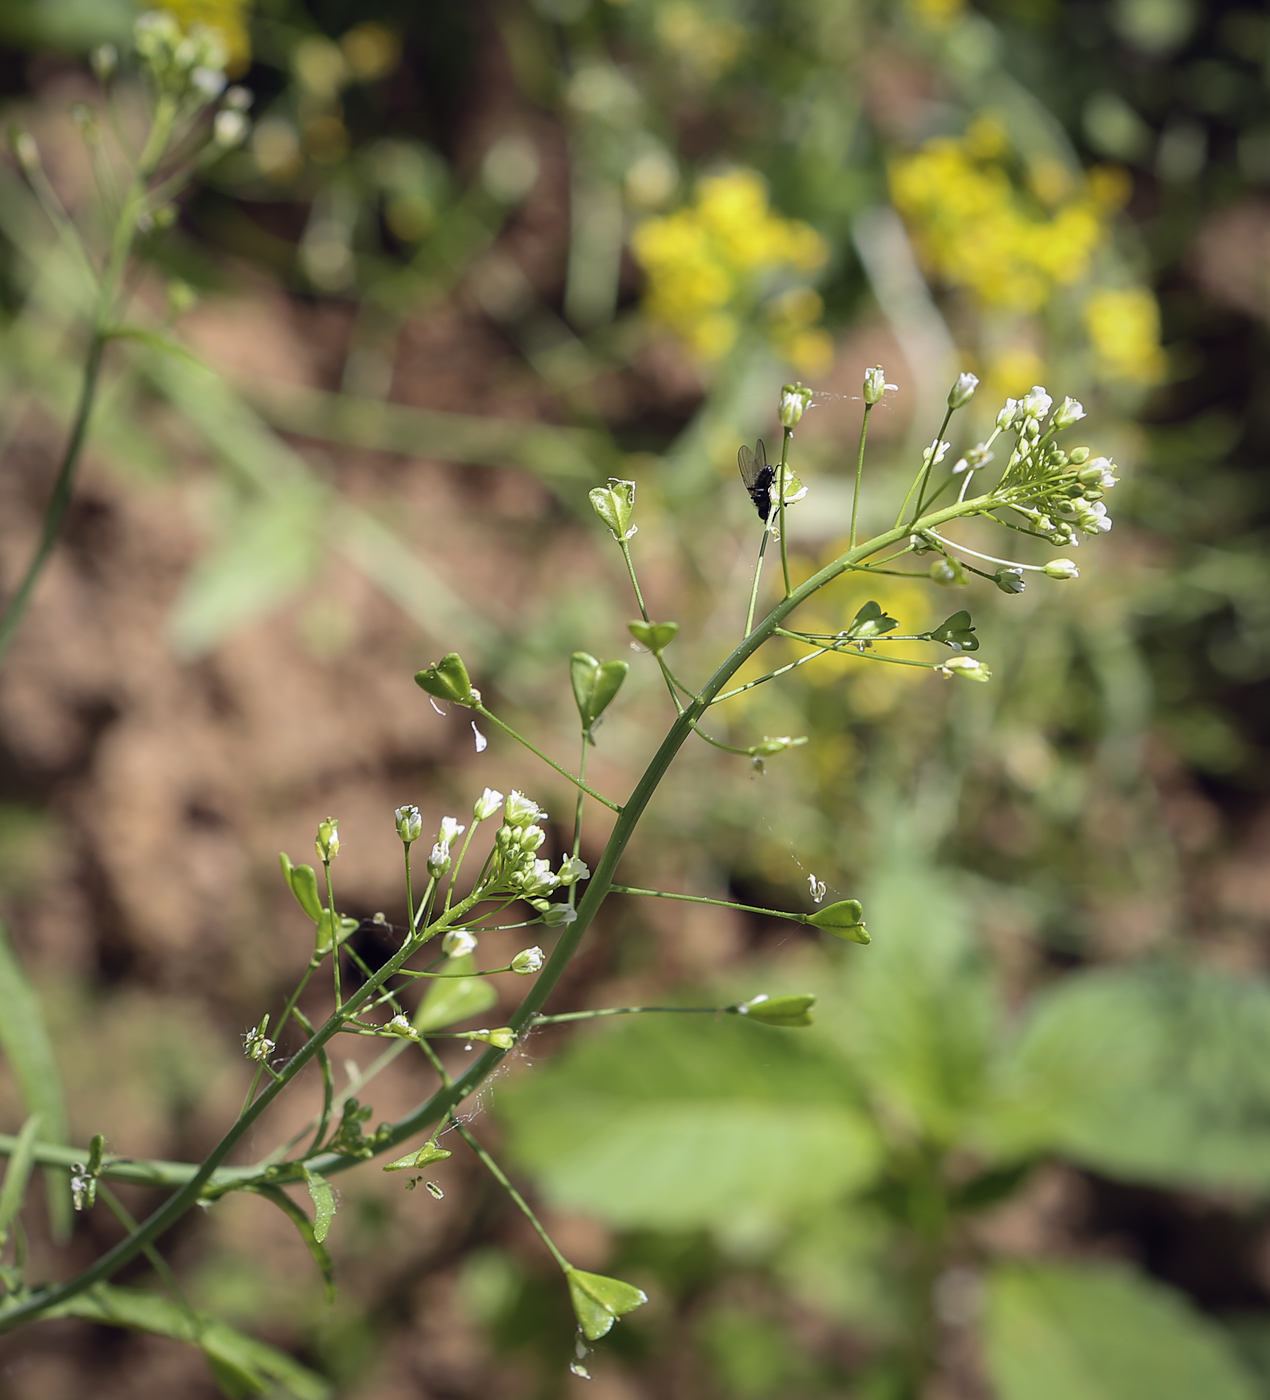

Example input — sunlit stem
[533,1005,728,1024]
[897,405,954,529]
[455,1121,571,1272]
[850,400,874,549]
[711,647,829,703]
[778,427,793,596]
[610,885,812,923]
[404,845,417,934]
[744,528,772,636]
[322,858,342,1009]
[618,538,649,622]
[474,705,622,813]
[444,823,479,915]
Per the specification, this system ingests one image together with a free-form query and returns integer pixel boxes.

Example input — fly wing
[737,442,758,488]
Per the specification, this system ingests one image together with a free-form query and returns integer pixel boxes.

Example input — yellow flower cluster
[654,3,745,83]
[154,0,251,72]
[631,169,833,372]
[889,122,1121,313]
[1083,287,1168,385]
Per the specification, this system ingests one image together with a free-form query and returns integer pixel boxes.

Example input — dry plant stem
[0,489,994,1331]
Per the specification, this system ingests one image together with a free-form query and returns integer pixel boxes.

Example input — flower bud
[212,109,249,148]
[929,557,968,587]
[588,479,637,541]
[748,734,808,758]
[993,567,1026,595]
[427,843,452,879]
[223,84,252,111]
[10,129,39,174]
[537,902,577,926]
[735,993,817,1027]
[315,818,340,862]
[414,652,478,707]
[923,439,950,470]
[1051,396,1085,430]
[384,1013,419,1040]
[1068,446,1091,465]
[948,372,979,409]
[504,791,545,828]
[468,1027,516,1050]
[473,787,504,821]
[996,399,1020,431]
[395,805,423,844]
[511,945,545,974]
[90,44,118,83]
[438,815,465,847]
[1020,386,1053,420]
[1044,558,1080,580]
[942,656,992,682]
[779,381,813,427]
[863,365,897,406]
[442,929,477,958]
[557,854,590,885]
[191,66,227,101]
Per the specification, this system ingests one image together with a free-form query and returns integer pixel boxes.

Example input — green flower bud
[993,568,1026,595]
[504,790,545,828]
[929,557,969,587]
[565,1267,649,1341]
[1044,558,1080,580]
[473,787,504,820]
[735,993,817,1026]
[468,1027,517,1050]
[1069,446,1091,465]
[315,818,340,862]
[748,735,808,758]
[948,372,979,409]
[942,656,992,682]
[90,44,118,83]
[383,1142,452,1172]
[414,652,478,707]
[627,620,679,654]
[806,899,870,943]
[779,382,813,428]
[863,365,896,406]
[395,805,423,844]
[279,853,325,923]
[511,945,545,974]
[442,929,477,958]
[570,653,629,738]
[589,479,637,540]
[384,1014,419,1040]
[537,902,578,926]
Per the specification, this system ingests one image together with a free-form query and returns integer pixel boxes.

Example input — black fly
[737,439,776,522]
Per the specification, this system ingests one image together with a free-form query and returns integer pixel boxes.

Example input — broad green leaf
[499,1014,880,1231]
[243,1183,335,1303]
[413,955,497,1032]
[984,1261,1257,1400]
[302,1167,337,1245]
[828,861,997,1145]
[0,916,70,1238]
[0,1114,41,1251]
[977,965,1270,1191]
[168,481,326,657]
[45,1282,332,1400]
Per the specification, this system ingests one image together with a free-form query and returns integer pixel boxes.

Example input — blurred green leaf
[978,965,1270,1191]
[499,1013,880,1231]
[302,1167,336,1245]
[0,1113,41,1252]
[0,916,70,1239]
[984,1261,1257,1400]
[45,1282,332,1399]
[413,955,497,1032]
[243,1183,335,1304]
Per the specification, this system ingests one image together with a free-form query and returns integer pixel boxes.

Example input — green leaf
[978,965,1270,1191]
[168,482,326,657]
[302,1167,337,1245]
[44,1283,332,1399]
[0,1114,41,1252]
[928,609,979,651]
[383,1141,452,1172]
[499,1014,880,1232]
[243,1183,335,1303]
[627,619,679,654]
[984,1261,1257,1400]
[279,854,325,924]
[0,915,70,1239]
[845,601,898,639]
[827,860,997,1145]
[413,955,497,1032]
[565,1267,648,1341]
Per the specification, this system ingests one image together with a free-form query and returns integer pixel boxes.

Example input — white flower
[948,372,979,409]
[212,109,248,148]
[996,399,1020,430]
[190,66,226,100]
[922,439,951,470]
[863,366,898,405]
[1051,396,1086,429]
[1044,558,1080,580]
[511,946,545,974]
[438,816,465,847]
[808,874,826,904]
[443,929,478,958]
[394,805,422,844]
[940,656,992,683]
[539,903,577,926]
[558,855,590,886]
[427,842,451,878]
[505,791,545,828]
[1020,386,1053,420]
[385,1013,418,1039]
[473,787,504,820]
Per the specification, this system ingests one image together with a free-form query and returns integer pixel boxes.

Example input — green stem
[850,401,873,549]
[896,405,954,529]
[619,539,649,622]
[453,1121,571,1272]
[743,529,772,637]
[778,427,793,597]
[610,884,810,922]
[533,1005,726,1024]
[475,705,621,813]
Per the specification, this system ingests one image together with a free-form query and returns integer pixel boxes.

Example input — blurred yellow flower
[1084,288,1168,385]
[631,169,831,368]
[153,0,251,73]
[655,3,745,81]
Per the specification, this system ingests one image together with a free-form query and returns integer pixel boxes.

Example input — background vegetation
[0,0,1268,1396]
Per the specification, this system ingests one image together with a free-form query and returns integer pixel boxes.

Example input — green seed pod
[807,899,870,944]
[589,479,636,540]
[628,620,679,654]
[383,1142,452,1172]
[279,853,325,923]
[414,652,478,707]
[570,652,629,738]
[565,1268,649,1341]
[735,993,817,1026]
